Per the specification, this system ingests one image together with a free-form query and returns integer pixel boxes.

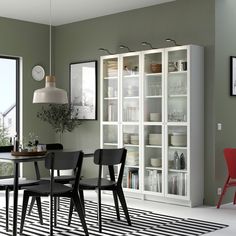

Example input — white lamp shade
[33,76,68,104]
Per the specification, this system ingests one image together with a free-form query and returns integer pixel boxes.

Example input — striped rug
[0,198,228,236]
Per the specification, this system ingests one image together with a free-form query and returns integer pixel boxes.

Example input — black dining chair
[69,148,131,233]
[28,143,76,214]
[0,145,41,232]
[20,150,88,236]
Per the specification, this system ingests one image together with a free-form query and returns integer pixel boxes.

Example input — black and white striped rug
[0,198,228,236]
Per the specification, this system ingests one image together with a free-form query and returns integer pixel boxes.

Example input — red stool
[217,148,236,208]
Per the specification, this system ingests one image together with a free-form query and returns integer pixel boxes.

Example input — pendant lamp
[33,0,68,104]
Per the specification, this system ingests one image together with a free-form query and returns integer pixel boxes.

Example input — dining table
[0,151,93,236]
[0,152,47,236]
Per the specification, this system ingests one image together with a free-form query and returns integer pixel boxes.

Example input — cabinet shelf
[103,142,118,146]
[126,165,140,168]
[168,169,188,173]
[145,166,162,170]
[145,145,162,149]
[124,144,139,147]
[104,97,118,100]
[169,94,187,98]
[168,71,187,75]
[123,96,139,99]
[145,73,162,77]
[145,95,162,98]
[169,146,187,150]
[123,74,139,78]
[104,76,118,80]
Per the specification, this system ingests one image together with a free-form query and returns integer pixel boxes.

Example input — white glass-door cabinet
[100,52,142,192]
[100,45,204,207]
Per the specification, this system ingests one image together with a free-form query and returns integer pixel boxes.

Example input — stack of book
[125,168,139,189]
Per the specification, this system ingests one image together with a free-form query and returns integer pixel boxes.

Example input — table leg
[13,163,19,236]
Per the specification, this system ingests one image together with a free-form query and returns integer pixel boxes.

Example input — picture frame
[69,60,97,120]
[230,56,236,96]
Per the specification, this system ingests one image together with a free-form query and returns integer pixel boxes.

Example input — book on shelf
[127,168,139,189]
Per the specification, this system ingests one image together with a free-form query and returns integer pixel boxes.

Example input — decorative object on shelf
[230,56,236,96]
[180,153,185,169]
[170,132,187,147]
[149,112,161,122]
[150,157,161,167]
[150,63,162,73]
[32,65,45,81]
[174,151,180,170]
[141,41,156,49]
[168,61,177,72]
[32,0,68,104]
[148,133,162,145]
[119,44,133,52]
[70,61,97,120]
[98,48,113,55]
[36,104,81,143]
[165,38,181,46]
[175,60,187,71]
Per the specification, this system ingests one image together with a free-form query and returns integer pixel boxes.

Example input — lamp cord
[49,0,52,75]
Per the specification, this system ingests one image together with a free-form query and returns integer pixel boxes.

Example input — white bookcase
[100,45,204,207]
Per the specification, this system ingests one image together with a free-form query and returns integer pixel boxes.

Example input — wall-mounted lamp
[141,41,156,49]
[98,48,113,55]
[165,38,180,46]
[119,45,133,52]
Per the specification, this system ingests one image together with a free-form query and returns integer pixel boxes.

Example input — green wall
[2,0,230,205]
[54,0,216,204]
[0,17,55,177]
[214,0,236,204]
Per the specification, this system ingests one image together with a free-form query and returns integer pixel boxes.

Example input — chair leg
[113,189,120,220]
[5,187,10,232]
[117,187,131,225]
[35,197,43,224]
[79,189,85,215]
[68,198,74,226]
[28,196,36,215]
[54,197,57,227]
[97,188,102,232]
[20,192,30,234]
[217,176,230,209]
[72,194,89,236]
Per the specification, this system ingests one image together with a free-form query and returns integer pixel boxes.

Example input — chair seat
[0,178,39,188]
[24,183,72,195]
[41,175,75,184]
[80,178,116,190]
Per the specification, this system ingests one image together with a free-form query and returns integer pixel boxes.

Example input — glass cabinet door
[121,54,140,122]
[102,57,119,122]
[167,49,188,123]
[121,53,140,190]
[166,48,188,197]
[143,51,164,194]
[122,124,140,190]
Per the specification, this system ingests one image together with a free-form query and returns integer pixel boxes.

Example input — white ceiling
[0,0,175,26]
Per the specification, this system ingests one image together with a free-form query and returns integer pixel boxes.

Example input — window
[0,56,20,177]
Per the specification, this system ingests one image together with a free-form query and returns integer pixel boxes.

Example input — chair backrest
[0,145,14,152]
[224,148,236,179]
[0,146,14,178]
[94,148,127,185]
[46,143,63,150]
[45,151,84,191]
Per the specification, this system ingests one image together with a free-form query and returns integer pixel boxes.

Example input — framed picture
[70,60,97,120]
[230,56,236,96]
